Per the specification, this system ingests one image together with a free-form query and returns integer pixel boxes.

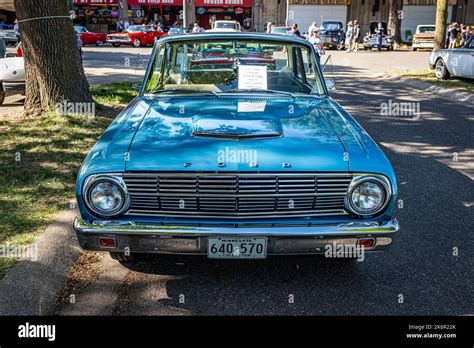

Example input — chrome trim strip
[344,174,392,217]
[82,174,131,217]
[74,217,399,237]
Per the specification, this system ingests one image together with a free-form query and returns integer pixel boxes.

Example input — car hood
[124,96,351,172]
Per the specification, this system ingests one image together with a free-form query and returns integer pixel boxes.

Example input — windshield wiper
[223,89,295,98]
[149,89,219,96]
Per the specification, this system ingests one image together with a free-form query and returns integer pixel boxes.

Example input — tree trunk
[14,0,91,116]
[388,0,403,45]
[434,0,449,50]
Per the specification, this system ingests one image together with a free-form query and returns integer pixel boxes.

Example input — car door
[447,40,474,78]
[461,39,474,78]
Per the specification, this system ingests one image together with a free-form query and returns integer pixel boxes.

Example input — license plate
[207,238,267,259]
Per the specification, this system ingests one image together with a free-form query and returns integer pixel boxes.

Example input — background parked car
[207,20,242,32]
[318,21,345,50]
[363,22,394,51]
[270,26,291,35]
[0,56,25,105]
[429,37,474,79]
[107,25,166,47]
[0,24,17,45]
[74,25,107,47]
[412,24,435,51]
[167,27,187,36]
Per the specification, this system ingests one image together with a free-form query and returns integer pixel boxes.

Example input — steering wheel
[267,75,305,93]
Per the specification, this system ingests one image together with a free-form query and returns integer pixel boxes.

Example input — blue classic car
[318,21,345,50]
[74,33,399,261]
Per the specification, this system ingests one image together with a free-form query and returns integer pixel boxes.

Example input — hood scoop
[192,117,283,140]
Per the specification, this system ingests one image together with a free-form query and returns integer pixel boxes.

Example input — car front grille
[123,172,352,219]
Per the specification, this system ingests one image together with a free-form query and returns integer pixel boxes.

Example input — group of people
[344,20,362,52]
[446,23,472,48]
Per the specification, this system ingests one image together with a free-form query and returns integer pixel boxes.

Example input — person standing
[266,22,273,34]
[308,21,317,35]
[309,27,324,65]
[13,19,20,43]
[287,24,301,37]
[123,19,130,32]
[352,20,361,52]
[116,20,123,32]
[376,22,384,52]
[448,23,459,48]
[345,21,354,52]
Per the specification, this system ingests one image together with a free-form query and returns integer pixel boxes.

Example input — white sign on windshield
[238,65,267,90]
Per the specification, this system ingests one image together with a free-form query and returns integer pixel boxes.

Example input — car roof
[157,32,309,45]
[417,24,435,27]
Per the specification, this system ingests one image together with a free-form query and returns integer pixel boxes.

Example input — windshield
[417,26,435,34]
[271,27,289,34]
[143,39,325,96]
[321,23,341,31]
[215,22,237,29]
[128,26,146,32]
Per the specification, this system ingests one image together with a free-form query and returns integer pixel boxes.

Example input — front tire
[133,38,142,48]
[112,43,121,47]
[412,47,417,51]
[0,83,5,105]
[435,58,450,80]
[96,40,104,47]
[110,252,136,262]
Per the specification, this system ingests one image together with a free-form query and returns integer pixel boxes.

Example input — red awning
[127,0,183,5]
[195,0,252,7]
[74,0,118,4]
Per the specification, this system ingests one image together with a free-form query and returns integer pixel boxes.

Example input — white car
[206,20,241,32]
[412,25,435,51]
[429,37,474,79]
[0,56,25,105]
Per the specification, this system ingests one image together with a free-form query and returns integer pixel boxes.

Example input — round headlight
[346,176,391,216]
[83,175,129,217]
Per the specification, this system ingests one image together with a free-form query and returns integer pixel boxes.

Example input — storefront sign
[195,0,253,7]
[127,0,183,5]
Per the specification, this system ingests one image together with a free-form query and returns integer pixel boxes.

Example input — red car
[190,44,276,70]
[74,25,107,47]
[106,25,166,48]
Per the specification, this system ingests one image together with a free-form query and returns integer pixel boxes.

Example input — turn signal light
[98,237,117,248]
[357,238,375,249]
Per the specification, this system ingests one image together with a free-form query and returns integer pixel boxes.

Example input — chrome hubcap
[435,61,444,78]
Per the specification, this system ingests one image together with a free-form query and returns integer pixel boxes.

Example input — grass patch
[0,82,137,277]
[395,70,474,93]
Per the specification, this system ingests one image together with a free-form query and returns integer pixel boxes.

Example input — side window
[145,45,165,92]
[294,47,307,83]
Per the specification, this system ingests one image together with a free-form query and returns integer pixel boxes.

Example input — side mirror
[326,79,336,92]
[132,82,142,91]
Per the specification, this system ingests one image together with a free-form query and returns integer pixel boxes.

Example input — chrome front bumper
[106,38,132,43]
[74,218,399,255]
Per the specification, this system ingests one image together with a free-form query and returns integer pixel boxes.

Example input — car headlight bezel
[344,175,392,217]
[82,174,130,217]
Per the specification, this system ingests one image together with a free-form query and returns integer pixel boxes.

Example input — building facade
[281,0,472,40]
[2,0,473,34]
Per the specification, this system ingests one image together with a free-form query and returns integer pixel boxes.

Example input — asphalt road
[48,47,472,315]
